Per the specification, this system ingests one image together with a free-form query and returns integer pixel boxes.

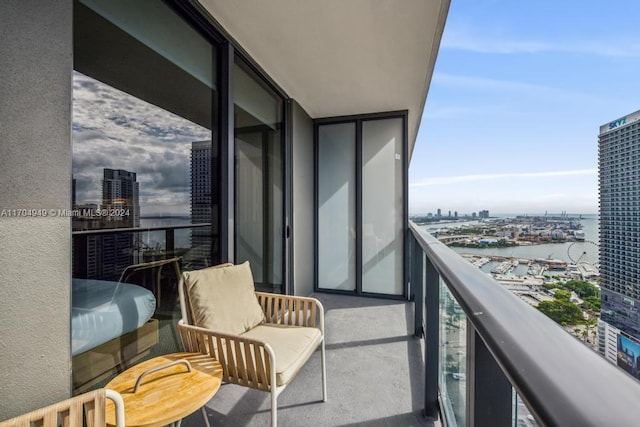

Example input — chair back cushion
[183,261,265,334]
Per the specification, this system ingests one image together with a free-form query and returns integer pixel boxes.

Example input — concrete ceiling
[198,0,450,155]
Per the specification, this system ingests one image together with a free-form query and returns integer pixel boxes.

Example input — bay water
[424,214,599,266]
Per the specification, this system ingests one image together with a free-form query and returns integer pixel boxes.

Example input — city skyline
[410,0,640,215]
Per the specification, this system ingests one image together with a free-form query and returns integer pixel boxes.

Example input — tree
[537,299,584,324]
[582,296,601,312]
[563,280,599,298]
[582,329,589,342]
[554,289,572,301]
[583,319,597,343]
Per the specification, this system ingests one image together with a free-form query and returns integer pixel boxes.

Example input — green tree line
[537,280,599,325]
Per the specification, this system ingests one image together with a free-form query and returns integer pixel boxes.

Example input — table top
[105,352,222,427]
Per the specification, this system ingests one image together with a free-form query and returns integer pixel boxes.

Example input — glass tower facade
[599,109,640,340]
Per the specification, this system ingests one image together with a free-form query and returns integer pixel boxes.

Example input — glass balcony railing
[409,221,640,426]
[72,223,213,282]
[439,284,467,426]
[70,223,214,392]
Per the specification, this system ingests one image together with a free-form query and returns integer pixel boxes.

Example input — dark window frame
[167,0,292,294]
[313,111,409,300]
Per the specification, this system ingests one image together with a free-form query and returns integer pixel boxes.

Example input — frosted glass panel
[318,123,356,291]
[362,118,404,295]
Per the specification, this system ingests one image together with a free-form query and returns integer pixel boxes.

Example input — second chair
[176,261,327,426]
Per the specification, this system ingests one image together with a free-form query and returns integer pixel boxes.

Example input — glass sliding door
[72,0,219,392]
[362,118,404,295]
[315,113,406,297]
[317,123,357,291]
[233,60,284,293]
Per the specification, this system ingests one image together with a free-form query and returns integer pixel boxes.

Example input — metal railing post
[424,255,439,419]
[166,228,175,255]
[467,327,512,427]
[411,235,424,338]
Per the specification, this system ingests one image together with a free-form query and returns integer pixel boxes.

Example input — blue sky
[410,0,640,216]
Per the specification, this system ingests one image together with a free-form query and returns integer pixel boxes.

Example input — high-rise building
[190,141,213,268]
[102,168,140,227]
[75,168,141,280]
[599,109,640,353]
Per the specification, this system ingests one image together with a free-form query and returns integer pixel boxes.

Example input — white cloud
[430,73,597,104]
[72,71,210,215]
[410,169,597,188]
[434,73,549,92]
[442,28,640,57]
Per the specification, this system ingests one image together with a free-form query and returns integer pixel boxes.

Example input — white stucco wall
[0,0,72,418]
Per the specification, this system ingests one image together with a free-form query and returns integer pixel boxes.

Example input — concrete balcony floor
[183,293,438,426]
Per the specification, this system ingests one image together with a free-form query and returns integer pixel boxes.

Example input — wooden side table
[105,352,222,427]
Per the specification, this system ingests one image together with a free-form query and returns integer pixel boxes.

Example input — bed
[71,279,159,392]
[72,278,156,356]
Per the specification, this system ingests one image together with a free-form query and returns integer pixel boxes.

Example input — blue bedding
[72,279,156,356]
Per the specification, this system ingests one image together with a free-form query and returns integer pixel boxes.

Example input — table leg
[201,407,211,427]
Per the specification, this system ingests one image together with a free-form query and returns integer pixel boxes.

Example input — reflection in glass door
[234,60,284,293]
[72,0,220,392]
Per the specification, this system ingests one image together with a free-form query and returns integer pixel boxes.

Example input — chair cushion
[183,262,265,335]
[241,324,323,386]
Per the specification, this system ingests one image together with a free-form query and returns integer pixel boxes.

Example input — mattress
[72,279,156,356]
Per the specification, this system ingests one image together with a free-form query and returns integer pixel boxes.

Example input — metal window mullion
[284,99,292,295]
[262,130,271,290]
[313,123,319,292]
[220,41,234,263]
[402,112,409,299]
[355,120,363,295]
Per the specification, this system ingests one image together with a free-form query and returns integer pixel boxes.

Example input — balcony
[182,292,431,426]
[101,223,640,426]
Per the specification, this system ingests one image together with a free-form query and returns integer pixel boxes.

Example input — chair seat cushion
[241,324,322,386]
[183,262,265,335]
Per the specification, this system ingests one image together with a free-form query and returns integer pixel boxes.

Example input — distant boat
[574,230,585,241]
[491,261,515,274]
